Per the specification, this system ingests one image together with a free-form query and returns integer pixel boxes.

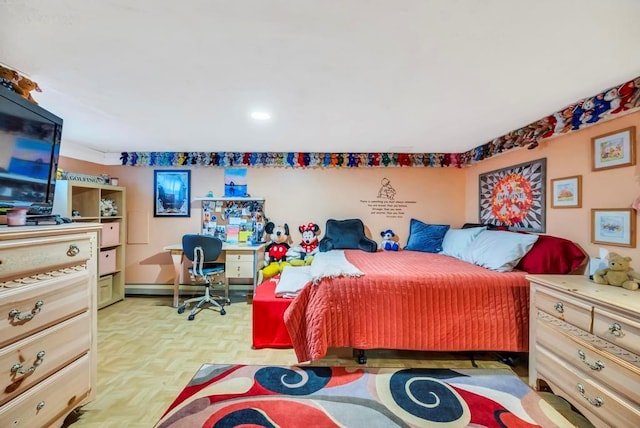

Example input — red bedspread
[284,250,530,362]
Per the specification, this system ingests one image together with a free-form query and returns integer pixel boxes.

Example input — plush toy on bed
[289,222,321,266]
[593,252,640,291]
[380,229,400,251]
[262,222,293,279]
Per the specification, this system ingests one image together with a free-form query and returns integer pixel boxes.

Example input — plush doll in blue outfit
[380,229,400,251]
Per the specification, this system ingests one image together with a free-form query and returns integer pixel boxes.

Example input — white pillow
[440,227,487,260]
[464,230,539,272]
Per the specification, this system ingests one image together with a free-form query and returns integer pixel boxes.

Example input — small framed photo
[591,208,636,248]
[154,170,191,217]
[591,126,636,171]
[550,175,582,209]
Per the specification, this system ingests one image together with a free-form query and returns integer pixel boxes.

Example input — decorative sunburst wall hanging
[479,158,546,233]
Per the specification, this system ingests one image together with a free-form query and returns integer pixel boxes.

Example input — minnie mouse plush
[289,222,321,265]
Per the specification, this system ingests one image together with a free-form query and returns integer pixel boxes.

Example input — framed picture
[591,208,636,247]
[591,126,636,171]
[479,158,546,232]
[154,170,191,217]
[550,175,582,209]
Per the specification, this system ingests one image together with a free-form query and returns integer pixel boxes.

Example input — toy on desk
[593,252,640,291]
[380,229,400,251]
[289,222,321,266]
[262,222,293,279]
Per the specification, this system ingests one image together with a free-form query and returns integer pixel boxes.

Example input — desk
[164,242,265,307]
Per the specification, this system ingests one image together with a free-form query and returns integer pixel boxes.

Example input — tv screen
[0,88,63,216]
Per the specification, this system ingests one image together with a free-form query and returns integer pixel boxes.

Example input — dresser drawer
[0,312,90,406]
[0,234,92,282]
[535,287,592,331]
[536,318,640,404]
[225,251,254,263]
[593,307,640,356]
[0,271,89,348]
[0,354,91,428]
[536,346,640,428]
[226,261,253,278]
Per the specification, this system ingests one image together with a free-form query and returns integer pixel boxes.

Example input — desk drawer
[593,307,640,356]
[226,251,254,263]
[0,234,91,282]
[535,287,592,331]
[0,271,89,348]
[226,261,253,278]
[0,312,90,406]
[0,354,90,428]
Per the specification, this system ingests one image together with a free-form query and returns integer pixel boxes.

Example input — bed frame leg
[353,348,367,364]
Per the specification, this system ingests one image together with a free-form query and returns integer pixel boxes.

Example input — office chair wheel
[177,305,186,314]
[225,298,231,305]
[220,308,226,315]
[188,314,195,321]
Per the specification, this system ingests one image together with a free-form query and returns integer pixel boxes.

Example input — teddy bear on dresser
[593,252,640,291]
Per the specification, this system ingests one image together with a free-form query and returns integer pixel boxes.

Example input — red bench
[252,276,293,349]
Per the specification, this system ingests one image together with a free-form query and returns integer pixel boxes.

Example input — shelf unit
[53,180,126,309]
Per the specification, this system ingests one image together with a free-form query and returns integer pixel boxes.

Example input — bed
[284,249,532,363]
[255,221,587,363]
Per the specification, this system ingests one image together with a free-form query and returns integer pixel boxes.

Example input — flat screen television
[0,87,63,217]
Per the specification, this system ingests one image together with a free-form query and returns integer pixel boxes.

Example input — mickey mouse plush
[262,222,293,278]
[380,229,400,251]
[289,222,321,265]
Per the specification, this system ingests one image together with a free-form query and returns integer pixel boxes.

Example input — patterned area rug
[156,364,572,427]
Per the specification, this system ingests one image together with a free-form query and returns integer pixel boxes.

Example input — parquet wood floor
[60,296,553,427]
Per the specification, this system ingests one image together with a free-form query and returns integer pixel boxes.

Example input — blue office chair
[178,234,229,320]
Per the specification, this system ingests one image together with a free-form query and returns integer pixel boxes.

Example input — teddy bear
[0,65,19,93]
[288,222,321,266]
[593,252,640,291]
[380,229,400,251]
[261,222,293,278]
[13,75,42,104]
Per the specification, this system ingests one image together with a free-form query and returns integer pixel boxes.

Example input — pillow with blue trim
[404,219,450,253]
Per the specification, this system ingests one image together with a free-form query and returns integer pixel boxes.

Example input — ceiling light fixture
[250,112,271,120]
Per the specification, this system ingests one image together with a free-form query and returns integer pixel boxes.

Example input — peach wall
[58,110,640,284]
[464,110,640,263]
[91,165,465,284]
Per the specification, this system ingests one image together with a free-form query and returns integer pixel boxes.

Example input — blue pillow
[404,219,450,253]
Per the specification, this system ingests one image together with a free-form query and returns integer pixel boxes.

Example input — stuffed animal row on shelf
[0,65,42,105]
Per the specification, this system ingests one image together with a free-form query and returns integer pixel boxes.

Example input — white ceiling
[2,0,640,163]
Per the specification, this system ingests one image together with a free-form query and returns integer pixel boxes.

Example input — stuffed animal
[379,229,400,251]
[262,222,292,278]
[0,65,42,104]
[593,252,640,291]
[0,65,19,93]
[289,222,321,266]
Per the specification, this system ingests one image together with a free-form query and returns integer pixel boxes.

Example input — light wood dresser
[528,274,640,427]
[0,223,101,427]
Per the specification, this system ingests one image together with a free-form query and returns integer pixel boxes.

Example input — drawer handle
[608,322,623,337]
[8,300,44,321]
[36,401,45,411]
[11,350,46,375]
[67,244,80,257]
[553,302,564,313]
[577,383,604,407]
[578,350,605,371]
